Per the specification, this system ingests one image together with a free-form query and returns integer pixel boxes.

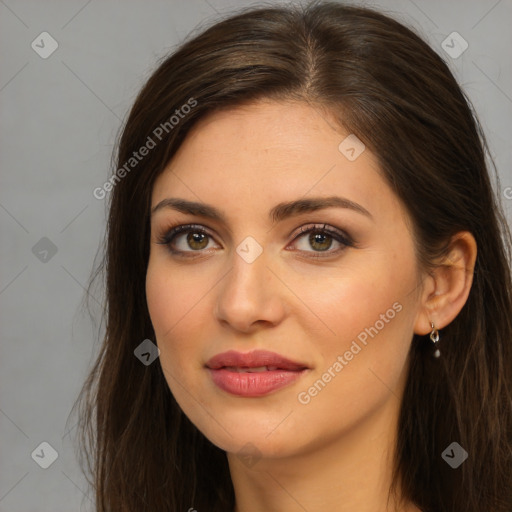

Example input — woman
[74,2,512,511]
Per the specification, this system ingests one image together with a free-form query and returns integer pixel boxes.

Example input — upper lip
[206,350,309,371]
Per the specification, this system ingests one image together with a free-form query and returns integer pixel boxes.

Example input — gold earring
[430,321,440,358]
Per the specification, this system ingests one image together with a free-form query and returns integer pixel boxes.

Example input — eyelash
[156,223,355,259]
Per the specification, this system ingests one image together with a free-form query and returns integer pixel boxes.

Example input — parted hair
[72,2,512,511]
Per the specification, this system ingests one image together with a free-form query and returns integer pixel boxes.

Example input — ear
[414,231,477,335]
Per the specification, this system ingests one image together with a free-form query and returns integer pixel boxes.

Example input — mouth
[205,349,309,371]
[205,350,310,397]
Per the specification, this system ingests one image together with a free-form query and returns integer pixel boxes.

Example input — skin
[146,99,477,512]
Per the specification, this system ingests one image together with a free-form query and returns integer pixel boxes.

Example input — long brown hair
[72,2,512,510]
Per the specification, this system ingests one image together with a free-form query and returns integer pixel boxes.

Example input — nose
[214,247,286,333]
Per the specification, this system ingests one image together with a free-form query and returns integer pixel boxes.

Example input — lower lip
[208,368,307,397]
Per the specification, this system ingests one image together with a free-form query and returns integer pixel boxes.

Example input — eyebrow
[151,196,373,223]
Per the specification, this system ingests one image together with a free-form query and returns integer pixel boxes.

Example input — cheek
[146,257,206,334]
[295,252,417,344]
[294,251,419,396]
[145,257,218,374]
[146,264,175,336]
[146,261,188,355]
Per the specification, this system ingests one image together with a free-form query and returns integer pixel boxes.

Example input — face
[146,100,424,461]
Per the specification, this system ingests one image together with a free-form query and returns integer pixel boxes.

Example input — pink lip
[206,350,308,370]
[205,350,310,397]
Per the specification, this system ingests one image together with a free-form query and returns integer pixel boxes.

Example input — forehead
[151,100,393,223]
[159,99,366,170]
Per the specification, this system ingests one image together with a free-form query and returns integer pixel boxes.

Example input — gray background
[1,0,511,510]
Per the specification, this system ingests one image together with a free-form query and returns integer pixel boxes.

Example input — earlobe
[413,231,477,335]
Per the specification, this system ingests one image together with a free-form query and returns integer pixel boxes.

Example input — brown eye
[289,224,354,257]
[186,231,209,250]
[308,232,333,251]
[157,224,220,256]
